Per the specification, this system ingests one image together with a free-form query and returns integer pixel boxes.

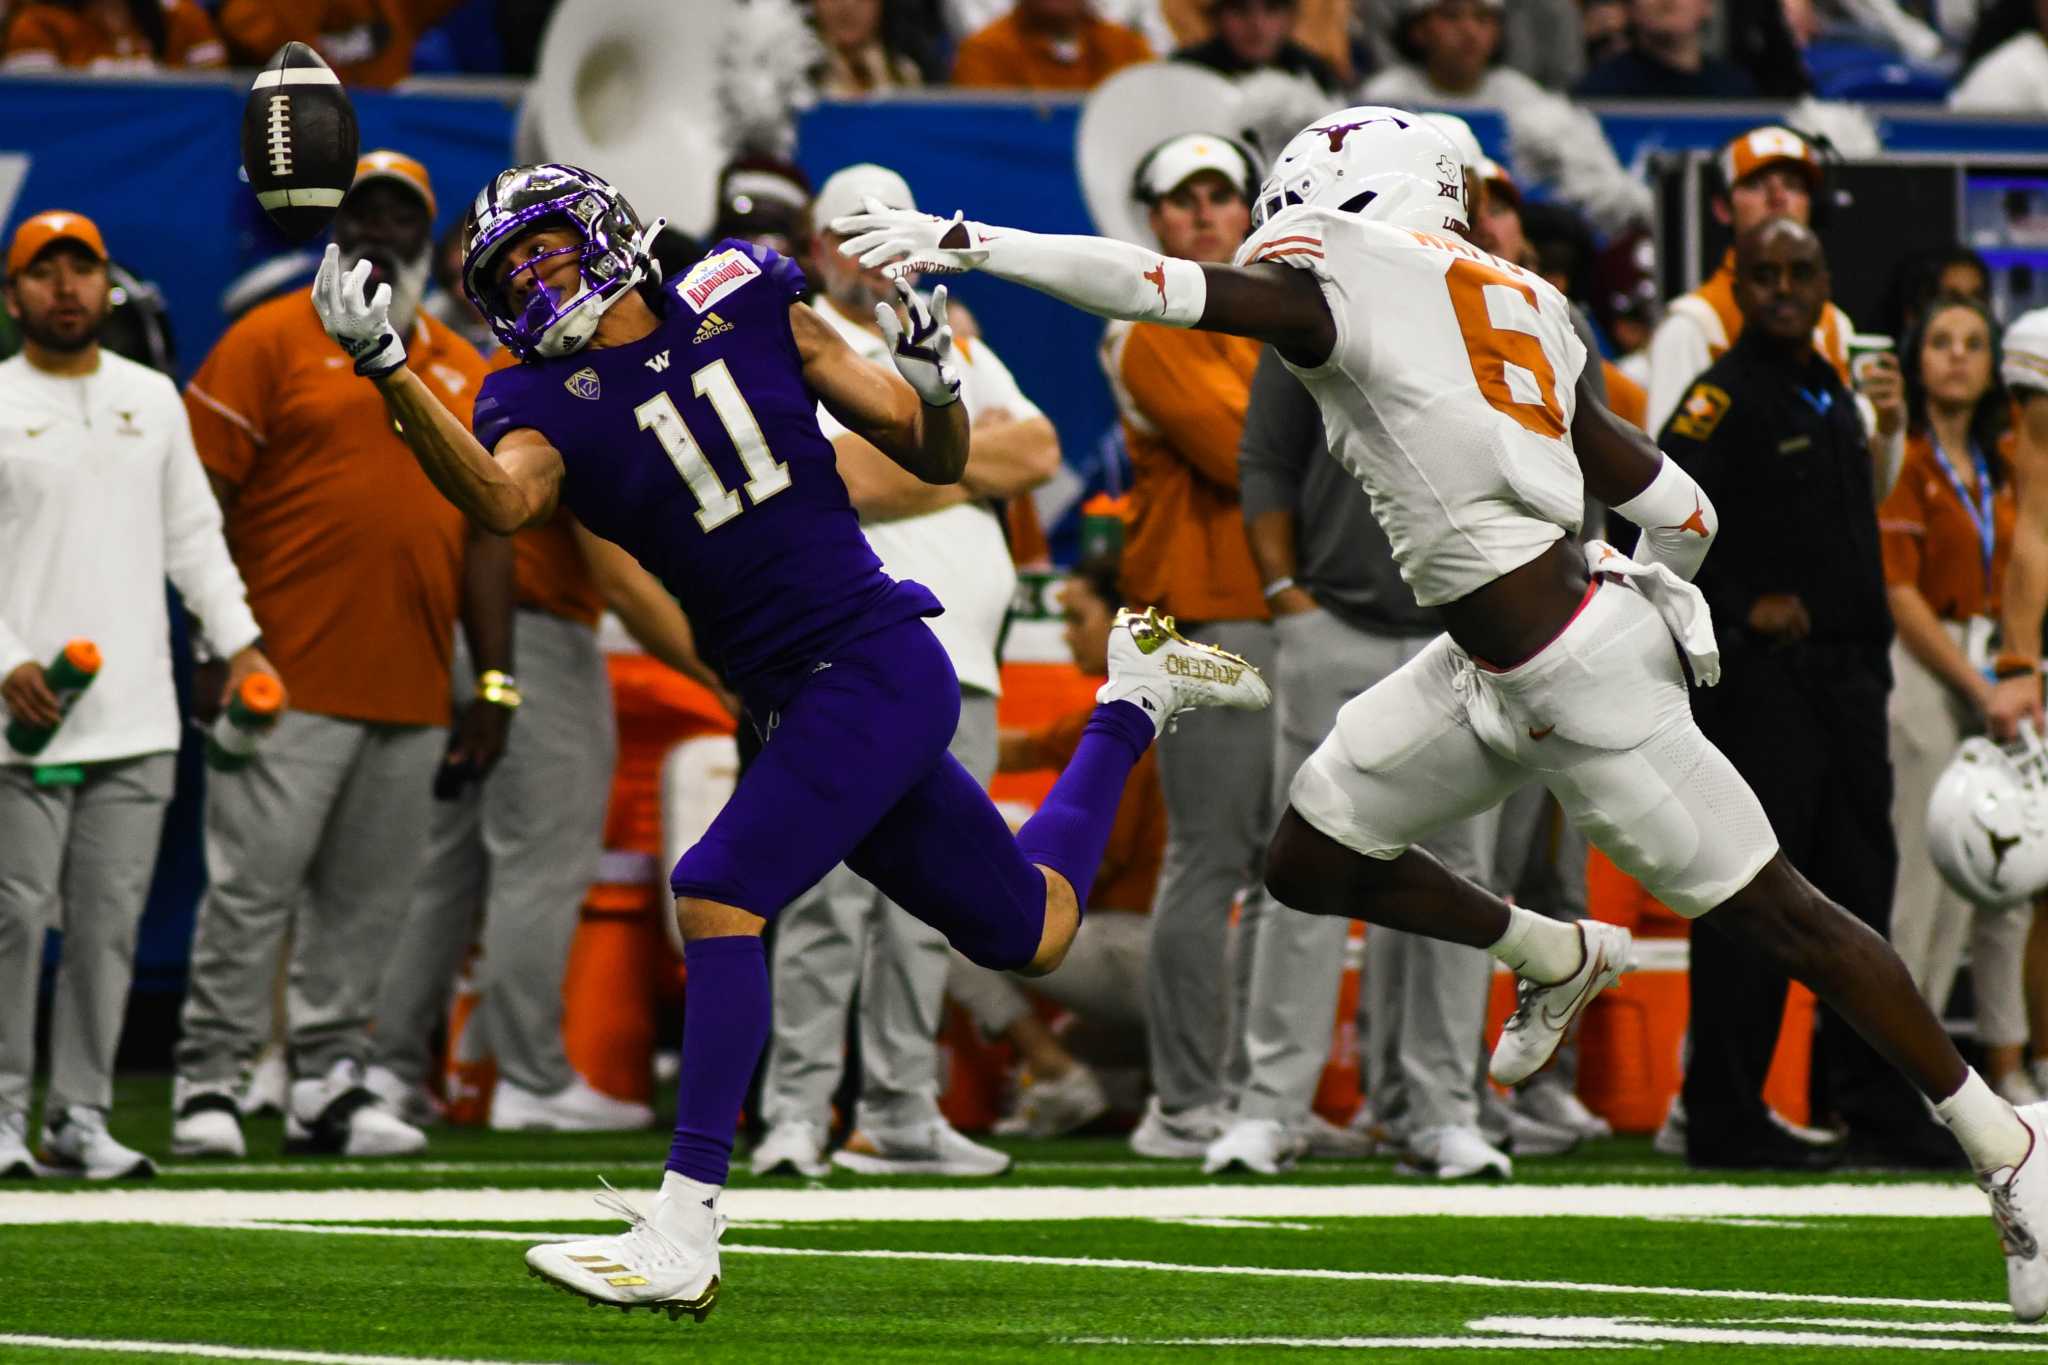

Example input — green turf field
[0,1078,2037,1361]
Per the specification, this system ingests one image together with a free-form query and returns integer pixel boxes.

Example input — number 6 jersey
[1235,206,1589,608]
[471,239,940,704]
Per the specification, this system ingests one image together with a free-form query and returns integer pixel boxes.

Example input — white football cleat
[1098,607,1271,734]
[285,1059,427,1157]
[1203,1117,1305,1176]
[1984,1102,2048,1321]
[490,1076,653,1133]
[38,1106,155,1180]
[526,1175,722,1322]
[831,1117,1011,1176]
[1404,1125,1512,1181]
[171,1078,246,1159]
[1129,1097,1228,1159]
[1515,1080,1613,1141]
[1494,1105,1580,1158]
[0,1111,35,1178]
[1489,921,1631,1087]
[750,1119,831,1178]
[993,1064,1108,1138]
[364,1064,445,1130]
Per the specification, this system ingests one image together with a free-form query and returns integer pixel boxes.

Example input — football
[240,41,358,243]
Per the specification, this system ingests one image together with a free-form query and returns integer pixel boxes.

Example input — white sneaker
[38,1106,155,1180]
[1297,1111,1378,1160]
[1653,1095,1687,1157]
[1516,1081,1613,1141]
[993,1064,1108,1138]
[1982,1101,2048,1321]
[1203,1117,1305,1175]
[750,1120,830,1178]
[285,1060,427,1157]
[1404,1125,1512,1181]
[1129,1097,1228,1159]
[1490,922,1631,1086]
[2001,1072,2048,1110]
[490,1076,654,1133]
[171,1078,246,1159]
[831,1117,1012,1176]
[1768,1108,1846,1147]
[0,1111,36,1178]
[1097,607,1272,734]
[364,1064,445,1130]
[526,1174,722,1321]
[239,1046,287,1118]
[1497,1106,1580,1158]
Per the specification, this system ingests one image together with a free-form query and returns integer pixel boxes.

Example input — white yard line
[1068,1335,1625,1351]
[0,1181,1989,1226]
[0,1336,587,1365]
[147,1221,2017,1317]
[1472,1316,2048,1352]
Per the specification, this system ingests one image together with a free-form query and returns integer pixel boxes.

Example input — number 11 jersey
[1235,207,1589,608]
[471,240,941,703]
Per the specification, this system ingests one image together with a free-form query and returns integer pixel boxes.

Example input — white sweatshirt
[0,350,260,765]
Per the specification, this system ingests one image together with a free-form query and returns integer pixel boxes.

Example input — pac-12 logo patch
[680,249,761,314]
[564,367,602,400]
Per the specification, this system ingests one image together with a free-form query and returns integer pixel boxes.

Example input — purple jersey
[472,239,940,700]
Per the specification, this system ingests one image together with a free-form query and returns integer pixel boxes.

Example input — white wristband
[1262,577,1297,599]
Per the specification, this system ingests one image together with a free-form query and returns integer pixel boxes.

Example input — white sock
[1489,907,1584,984]
[1936,1068,2032,1174]
[661,1168,722,1210]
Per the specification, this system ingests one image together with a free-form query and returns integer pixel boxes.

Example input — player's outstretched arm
[791,295,969,485]
[829,202,1335,365]
[1569,367,1716,581]
[311,245,561,533]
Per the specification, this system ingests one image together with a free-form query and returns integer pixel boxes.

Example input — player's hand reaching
[876,277,962,408]
[833,197,992,278]
[312,243,408,378]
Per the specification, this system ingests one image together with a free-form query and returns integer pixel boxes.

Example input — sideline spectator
[946,558,1161,1138]
[1172,0,1343,92]
[1500,0,1586,90]
[0,211,275,1180]
[1574,0,1758,96]
[1362,0,1548,107]
[811,0,925,95]
[952,0,1153,89]
[1884,246,1992,346]
[1,0,223,70]
[216,0,464,88]
[1881,297,2033,1105]
[1949,0,2048,112]
[1099,134,1272,1160]
[169,153,509,1161]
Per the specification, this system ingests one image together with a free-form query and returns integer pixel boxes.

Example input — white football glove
[312,243,407,378]
[832,196,992,278]
[876,277,961,408]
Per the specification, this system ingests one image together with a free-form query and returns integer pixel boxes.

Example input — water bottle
[205,672,285,771]
[5,640,101,756]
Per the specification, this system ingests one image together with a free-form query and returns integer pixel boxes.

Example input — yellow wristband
[476,669,522,709]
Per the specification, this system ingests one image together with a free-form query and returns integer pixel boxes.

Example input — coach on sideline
[170,153,511,1161]
[0,210,277,1179]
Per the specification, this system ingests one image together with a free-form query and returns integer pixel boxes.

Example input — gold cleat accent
[527,1264,719,1324]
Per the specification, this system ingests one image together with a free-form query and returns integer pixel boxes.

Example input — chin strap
[633,216,669,283]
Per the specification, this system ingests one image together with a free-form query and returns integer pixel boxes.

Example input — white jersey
[1235,206,1589,607]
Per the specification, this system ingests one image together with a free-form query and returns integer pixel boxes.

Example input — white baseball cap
[814,164,915,234]
[1137,133,1253,203]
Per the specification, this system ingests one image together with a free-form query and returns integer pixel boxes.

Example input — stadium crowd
[3,0,2048,1185]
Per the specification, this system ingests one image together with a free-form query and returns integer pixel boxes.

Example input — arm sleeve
[1119,326,1252,490]
[182,315,275,489]
[1237,348,1318,523]
[158,381,262,657]
[1658,397,1756,629]
[1644,310,1713,440]
[1877,461,1927,589]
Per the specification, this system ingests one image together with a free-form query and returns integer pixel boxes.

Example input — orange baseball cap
[7,210,107,276]
[348,150,436,218]
[1719,126,1822,193]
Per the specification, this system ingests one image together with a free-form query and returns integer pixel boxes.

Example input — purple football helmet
[460,163,660,361]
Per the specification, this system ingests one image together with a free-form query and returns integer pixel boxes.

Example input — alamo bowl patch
[1671,383,1731,441]
[564,367,602,400]
[679,248,761,314]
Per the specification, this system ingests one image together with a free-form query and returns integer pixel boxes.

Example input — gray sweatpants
[0,753,175,1118]
[947,909,1150,1037]
[373,612,615,1094]
[1233,611,1499,1138]
[760,691,997,1134]
[1146,618,1276,1114]
[176,710,440,1087]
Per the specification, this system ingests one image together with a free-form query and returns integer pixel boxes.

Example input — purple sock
[1014,699,1154,910]
[666,934,770,1185]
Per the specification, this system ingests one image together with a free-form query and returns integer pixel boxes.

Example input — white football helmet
[2004,306,2048,397]
[1927,721,2048,907]
[1251,106,1468,236]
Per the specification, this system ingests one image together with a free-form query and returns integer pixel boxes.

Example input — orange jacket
[216,0,462,87]
[951,12,1151,90]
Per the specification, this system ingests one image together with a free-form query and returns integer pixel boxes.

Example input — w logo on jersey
[645,350,672,374]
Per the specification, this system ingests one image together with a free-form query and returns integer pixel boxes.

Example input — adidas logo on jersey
[693,313,732,345]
